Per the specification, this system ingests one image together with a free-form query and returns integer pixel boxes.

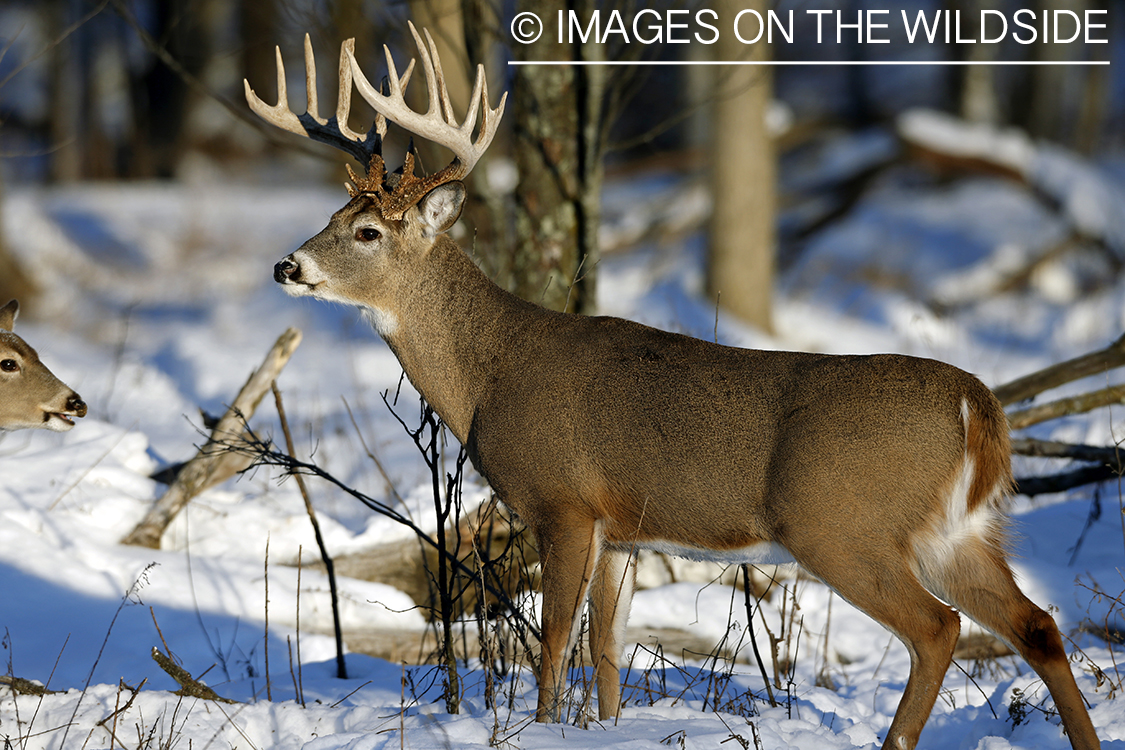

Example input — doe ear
[417,182,466,238]
[0,300,18,331]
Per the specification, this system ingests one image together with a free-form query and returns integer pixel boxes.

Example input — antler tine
[477,74,508,155]
[375,46,416,140]
[406,22,442,121]
[244,36,375,165]
[460,64,485,139]
[463,63,507,155]
[334,38,364,141]
[303,35,323,125]
[381,43,404,100]
[348,23,507,182]
[244,46,300,134]
[419,26,458,127]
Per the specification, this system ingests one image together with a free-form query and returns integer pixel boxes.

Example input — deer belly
[624,538,796,566]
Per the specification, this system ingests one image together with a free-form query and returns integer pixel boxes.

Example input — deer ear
[0,300,18,331]
[417,182,466,238]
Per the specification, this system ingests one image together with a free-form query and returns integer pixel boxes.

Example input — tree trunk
[571,0,604,316]
[458,0,512,292]
[48,0,82,183]
[706,0,776,334]
[508,0,600,314]
[131,0,207,178]
[959,0,1001,125]
[1025,0,1090,145]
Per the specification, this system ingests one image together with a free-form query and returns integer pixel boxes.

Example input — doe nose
[68,394,87,418]
[274,258,298,283]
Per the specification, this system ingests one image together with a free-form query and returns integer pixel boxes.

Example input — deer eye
[0,359,18,373]
[356,227,381,242]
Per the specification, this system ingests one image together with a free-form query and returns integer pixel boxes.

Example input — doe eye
[356,227,381,242]
[0,359,18,373]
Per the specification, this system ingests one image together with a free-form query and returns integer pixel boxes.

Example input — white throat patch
[363,306,400,338]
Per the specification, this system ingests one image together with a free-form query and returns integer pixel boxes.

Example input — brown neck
[380,238,544,442]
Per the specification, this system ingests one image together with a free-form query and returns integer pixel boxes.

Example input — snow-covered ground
[2,139,1125,749]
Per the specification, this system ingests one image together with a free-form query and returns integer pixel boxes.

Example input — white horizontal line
[507,60,1110,66]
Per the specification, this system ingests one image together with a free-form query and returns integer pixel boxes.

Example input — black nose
[274,258,297,283]
[68,394,87,418]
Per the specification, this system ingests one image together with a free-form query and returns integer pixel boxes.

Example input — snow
[899,108,1125,262]
[898,109,1037,175]
[2,147,1125,750]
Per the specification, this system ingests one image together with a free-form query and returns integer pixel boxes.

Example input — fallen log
[121,328,302,548]
[0,674,59,696]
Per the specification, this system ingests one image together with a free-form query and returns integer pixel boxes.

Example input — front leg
[534,513,600,723]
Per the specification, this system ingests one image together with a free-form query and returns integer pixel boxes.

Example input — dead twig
[150,648,235,703]
[224,421,540,649]
[273,382,347,679]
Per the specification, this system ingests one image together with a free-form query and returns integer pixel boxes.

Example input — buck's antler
[346,22,507,219]
[245,24,506,220]
[245,35,408,167]
[350,23,506,182]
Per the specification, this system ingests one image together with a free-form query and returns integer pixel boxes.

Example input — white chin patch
[43,413,77,432]
[363,307,399,338]
[280,281,313,298]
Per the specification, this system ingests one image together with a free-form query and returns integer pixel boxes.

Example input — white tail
[246,29,1100,750]
[0,300,87,432]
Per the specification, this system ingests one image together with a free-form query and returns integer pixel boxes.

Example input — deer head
[0,300,87,432]
[245,24,505,336]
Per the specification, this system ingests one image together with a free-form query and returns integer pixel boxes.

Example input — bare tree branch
[1014,464,1119,497]
[0,0,111,92]
[1007,384,1125,430]
[993,331,1125,406]
[1011,439,1122,497]
[1011,438,1123,465]
[108,0,336,163]
[227,424,540,648]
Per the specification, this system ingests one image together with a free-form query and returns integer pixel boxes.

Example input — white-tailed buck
[0,300,87,432]
[246,26,1100,750]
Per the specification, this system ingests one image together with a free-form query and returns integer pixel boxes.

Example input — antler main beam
[243,35,414,167]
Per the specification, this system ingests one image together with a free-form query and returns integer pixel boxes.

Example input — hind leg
[787,545,961,750]
[588,547,636,720]
[938,542,1100,750]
